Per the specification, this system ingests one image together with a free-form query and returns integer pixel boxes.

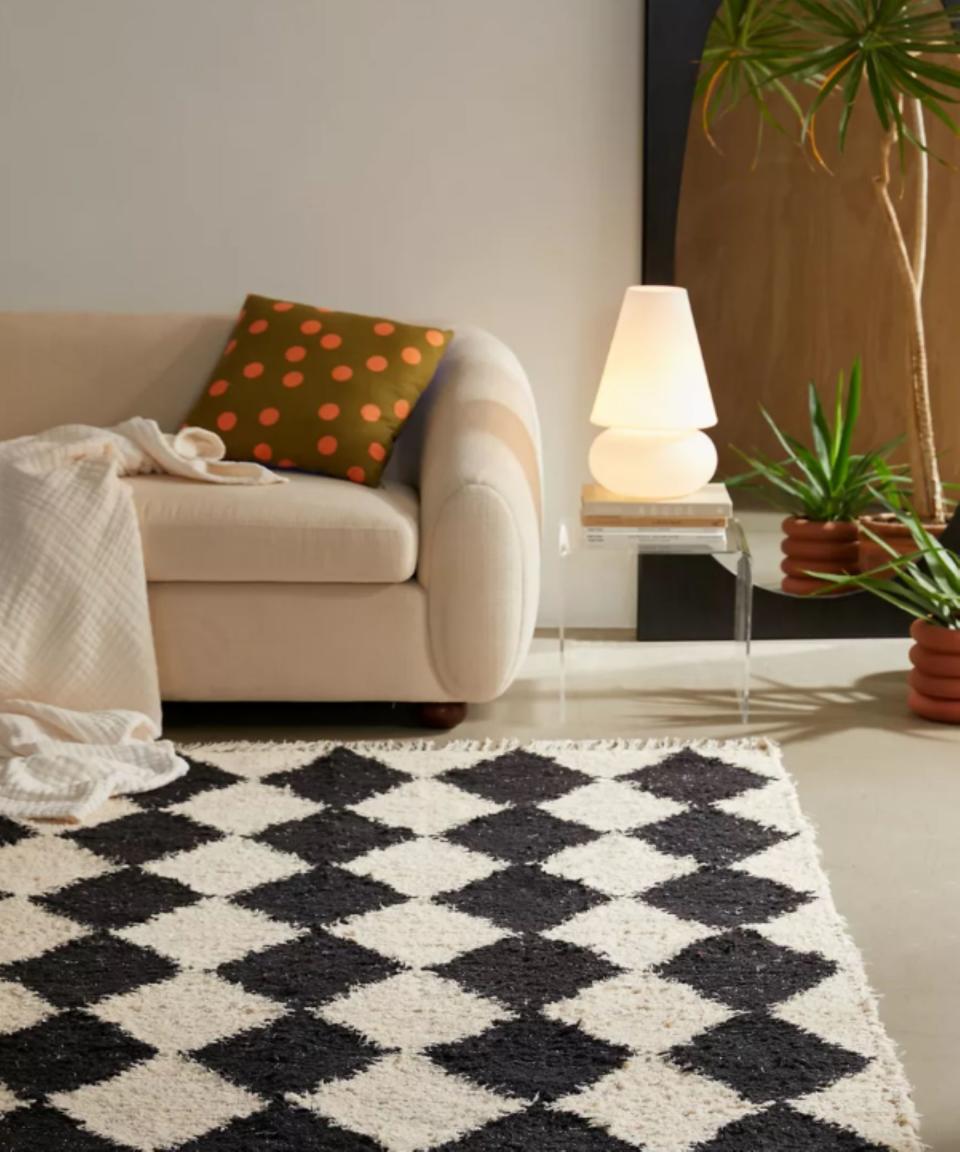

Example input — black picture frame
[642,0,720,285]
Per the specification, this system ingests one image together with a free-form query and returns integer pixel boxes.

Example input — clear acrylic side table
[557,517,753,722]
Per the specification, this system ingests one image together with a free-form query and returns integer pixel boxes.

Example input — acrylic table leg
[734,549,753,723]
[558,526,569,724]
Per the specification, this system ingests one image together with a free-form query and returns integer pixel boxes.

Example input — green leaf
[887,58,960,120]
[901,52,960,92]
[838,55,866,150]
[792,0,858,35]
[808,379,832,468]
[865,54,894,132]
[909,520,960,593]
[833,357,861,488]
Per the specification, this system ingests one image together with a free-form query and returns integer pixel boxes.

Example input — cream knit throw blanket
[0,419,283,822]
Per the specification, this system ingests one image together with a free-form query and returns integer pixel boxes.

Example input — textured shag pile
[0,739,921,1151]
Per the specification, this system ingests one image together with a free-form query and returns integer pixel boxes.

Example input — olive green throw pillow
[185,294,452,485]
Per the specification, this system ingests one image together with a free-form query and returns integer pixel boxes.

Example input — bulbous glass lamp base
[588,427,718,499]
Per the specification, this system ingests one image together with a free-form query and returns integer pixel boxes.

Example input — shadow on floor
[564,670,954,748]
[162,701,435,743]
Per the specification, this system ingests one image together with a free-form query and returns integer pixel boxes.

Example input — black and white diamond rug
[0,739,921,1151]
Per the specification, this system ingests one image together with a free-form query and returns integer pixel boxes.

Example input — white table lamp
[589,285,718,499]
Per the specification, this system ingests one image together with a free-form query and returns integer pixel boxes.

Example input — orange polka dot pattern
[184,293,452,485]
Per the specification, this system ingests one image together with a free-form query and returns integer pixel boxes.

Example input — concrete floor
[165,637,960,1151]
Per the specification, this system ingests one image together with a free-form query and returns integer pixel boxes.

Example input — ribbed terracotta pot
[858,514,945,577]
[780,517,859,596]
[908,619,960,723]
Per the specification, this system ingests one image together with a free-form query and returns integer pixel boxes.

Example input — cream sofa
[0,313,541,726]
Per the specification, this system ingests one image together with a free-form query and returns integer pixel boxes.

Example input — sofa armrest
[416,327,542,702]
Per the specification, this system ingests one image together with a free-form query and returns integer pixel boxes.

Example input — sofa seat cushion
[126,473,419,583]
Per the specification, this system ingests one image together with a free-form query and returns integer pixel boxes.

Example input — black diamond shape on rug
[0,816,32,847]
[133,756,240,809]
[644,867,811,928]
[628,750,768,804]
[237,864,404,928]
[220,928,399,1007]
[441,865,605,933]
[265,746,412,807]
[435,1104,637,1150]
[442,751,591,804]
[257,809,412,867]
[2,933,176,1008]
[446,806,600,864]
[435,935,620,1011]
[196,1010,381,1096]
[636,808,790,867]
[0,1009,154,1097]
[67,809,222,866]
[40,867,199,930]
[431,1015,629,1103]
[179,1102,384,1151]
[668,1013,869,1103]
[0,1103,123,1152]
[657,928,837,1011]
[693,1102,892,1151]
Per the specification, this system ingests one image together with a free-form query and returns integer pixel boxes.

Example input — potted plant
[699,0,960,535]
[813,512,960,723]
[857,478,957,575]
[729,359,908,594]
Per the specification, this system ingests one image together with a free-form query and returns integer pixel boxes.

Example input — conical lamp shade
[590,286,717,431]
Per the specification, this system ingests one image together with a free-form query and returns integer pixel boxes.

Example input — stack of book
[580,482,732,547]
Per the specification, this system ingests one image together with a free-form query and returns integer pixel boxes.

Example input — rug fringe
[176,735,781,756]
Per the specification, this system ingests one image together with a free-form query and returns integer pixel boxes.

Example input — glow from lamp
[589,286,718,499]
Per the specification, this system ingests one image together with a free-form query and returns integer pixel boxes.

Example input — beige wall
[0,0,643,628]
[677,87,960,490]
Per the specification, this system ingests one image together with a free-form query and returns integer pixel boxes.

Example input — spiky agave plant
[699,0,960,524]
[728,358,910,520]
[812,509,960,628]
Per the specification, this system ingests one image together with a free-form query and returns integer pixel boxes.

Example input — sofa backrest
[0,311,234,441]
[0,309,461,487]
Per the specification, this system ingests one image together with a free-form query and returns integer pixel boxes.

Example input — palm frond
[702,0,960,162]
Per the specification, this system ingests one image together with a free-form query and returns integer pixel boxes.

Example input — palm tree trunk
[874,101,944,523]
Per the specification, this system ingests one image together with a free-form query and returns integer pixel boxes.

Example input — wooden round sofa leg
[417,702,468,730]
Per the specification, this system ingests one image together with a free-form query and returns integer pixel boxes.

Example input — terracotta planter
[858,514,945,577]
[780,517,859,596]
[908,619,960,723]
